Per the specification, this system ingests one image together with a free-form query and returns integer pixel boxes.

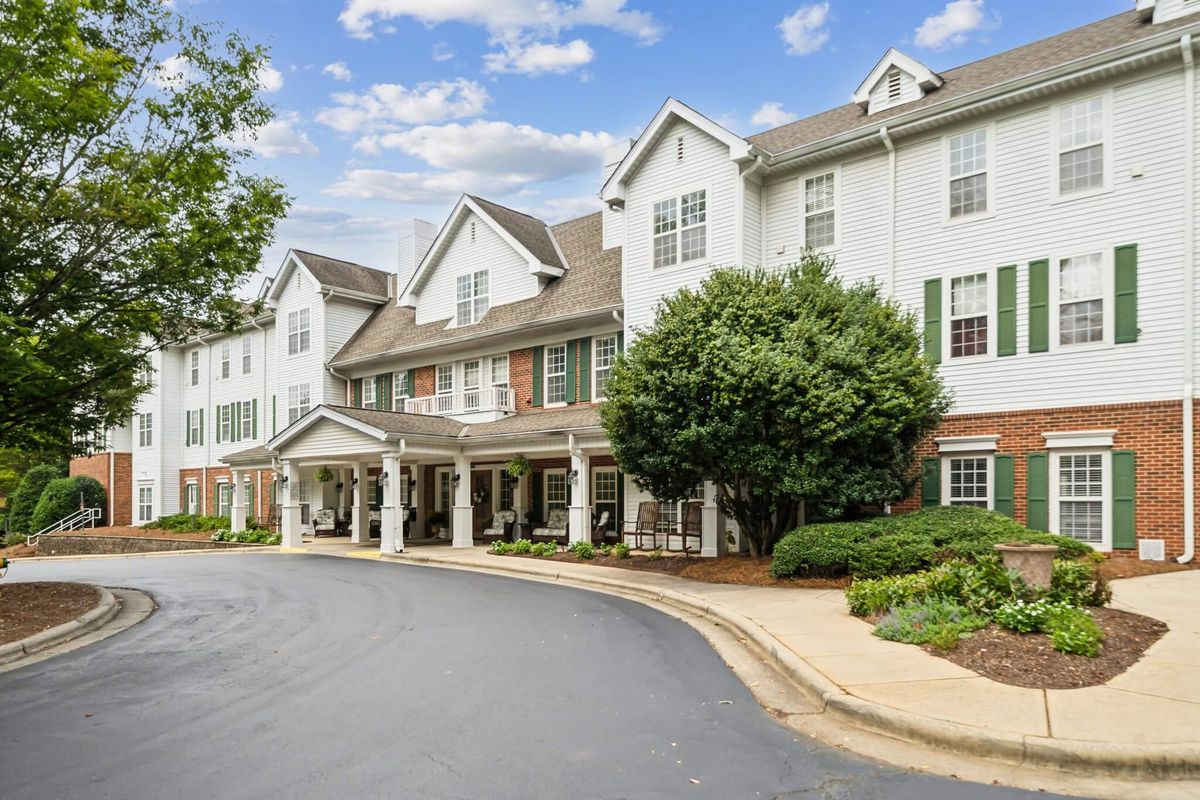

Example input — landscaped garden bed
[0,582,102,646]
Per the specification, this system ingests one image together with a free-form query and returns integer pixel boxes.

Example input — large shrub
[8,464,65,533]
[28,476,106,533]
[143,513,230,533]
[771,505,1093,578]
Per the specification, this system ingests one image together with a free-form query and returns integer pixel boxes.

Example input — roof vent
[887,69,902,101]
[676,135,684,162]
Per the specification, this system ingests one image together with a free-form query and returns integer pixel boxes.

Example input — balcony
[404,386,515,418]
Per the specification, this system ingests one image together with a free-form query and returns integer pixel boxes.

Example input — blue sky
[169,0,1133,289]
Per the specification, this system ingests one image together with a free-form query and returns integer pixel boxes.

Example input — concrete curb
[0,585,120,665]
[382,552,1200,781]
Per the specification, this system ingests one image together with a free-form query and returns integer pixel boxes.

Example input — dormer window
[455,269,489,326]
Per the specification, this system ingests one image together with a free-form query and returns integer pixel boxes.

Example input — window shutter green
[406,368,416,400]
[1114,244,1138,344]
[378,374,390,410]
[1028,259,1049,353]
[532,471,544,522]
[1026,453,1049,531]
[252,398,258,440]
[1112,450,1136,549]
[997,265,1017,357]
[269,479,276,505]
[234,401,241,441]
[185,410,191,447]
[352,378,362,407]
[921,457,940,507]
[617,331,624,353]
[215,405,221,443]
[200,408,204,445]
[578,338,592,402]
[214,483,220,515]
[566,340,577,403]
[994,455,1015,517]
[923,279,941,364]
[532,346,544,407]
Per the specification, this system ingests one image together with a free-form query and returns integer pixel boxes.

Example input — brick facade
[895,400,1194,558]
[69,452,132,526]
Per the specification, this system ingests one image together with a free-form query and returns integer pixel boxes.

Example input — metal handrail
[28,507,102,546]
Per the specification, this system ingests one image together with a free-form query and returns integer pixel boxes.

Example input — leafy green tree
[600,258,951,557]
[8,464,66,533]
[0,0,289,453]
[0,447,68,501]
[29,475,106,533]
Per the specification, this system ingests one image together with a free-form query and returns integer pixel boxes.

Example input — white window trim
[190,350,200,386]
[287,307,312,358]
[544,342,569,407]
[220,341,231,381]
[943,124,996,225]
[591,334,619,402]
[1050,90,1113,204]
[489,353,510,389]
[650,183,711,270]
[1043,430,1117,450]
[435,364,454,395]
[940,452,995,511]
[137,483,154,523]
[241,401,253,441]
[242,337,252,375]
[435,467,454,530]
[455,269,490,327]
[1049,247,1114,352]
[362,378,376,409]
[1048,447,1112,551]
[936,435,999,453]
[393,371,410,410]
[941,268,997,363]
[544,468,569,519]
[798,167,841,251]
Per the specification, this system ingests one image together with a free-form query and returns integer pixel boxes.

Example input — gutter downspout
[1181,33,1196,563]
[879,127,897,297]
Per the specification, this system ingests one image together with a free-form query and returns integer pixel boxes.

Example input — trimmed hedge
[8,464,64,533]
[143,514,232,533]
[29,476,106,533]
[771,506,1093,579]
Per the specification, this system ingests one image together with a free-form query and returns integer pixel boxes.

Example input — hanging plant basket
[315,467,334,483]
[506,454,532,478]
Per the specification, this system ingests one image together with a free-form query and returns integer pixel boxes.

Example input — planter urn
[993,543,1059,589]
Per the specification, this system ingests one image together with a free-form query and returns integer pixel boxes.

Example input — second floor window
[490,354,509,389]
[241,401,253,440]
[188,409,201,445]
[804,172,836,248]
[138,413,153,447]
[652,189,706,268]
[393,372,409,409]
[288,308,311,355]
[362,378,376,409]
[288,383,310,425]
[593,335,618,399]
[220,405,232,442]
[242,337,252,374]
[948,129,988,218]
[1059,253,1104,345]
[545,344,567,404]
[220,342,231,380]
[190,350,199,386]
[455,270,489,326]
[950,273,988,358]
[1058,96,1105,195]
[436,364,454,394]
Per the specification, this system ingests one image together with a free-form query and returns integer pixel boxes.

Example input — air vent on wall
[1139,539,1166,561]
[676,136,684,162]
[887,69,902,101]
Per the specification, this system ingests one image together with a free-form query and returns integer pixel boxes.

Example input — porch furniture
[667,501,703,554]
[590,511,610,544]
[623,501,660,550]
[369,509,381,538]
[531,508,569,543]
[335,508,352,537]
[313,508,338,537]
[482,510,517,544]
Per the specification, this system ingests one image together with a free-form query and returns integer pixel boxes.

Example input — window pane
[1058,454,1103,544]
[652,198,677,234]
[951,273,988,317]
[680,225,706,261]
[490,355,508,387]
[546,473,568,511]
[463,360,480,389]
[437,365,453,393]
[949,130,987,178]
[653,232,677,268]
[949,457,989,507]
[1058,97,1104,151]
[950,317,988,357]
[805,173,834,213]
[1059,144,1103,194]
[949,173,988,217]
[680,190,706,227]
[805,211,835,249]
[1059,254,1103,301]
[1059,300,1103,345]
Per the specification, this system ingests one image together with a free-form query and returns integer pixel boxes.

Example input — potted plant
[993,541,1059,589]
[506,453,532,479]
[427,510,448,536]
[315,467,333,483]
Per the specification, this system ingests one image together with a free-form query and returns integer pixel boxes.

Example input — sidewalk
[343,544,1200,780]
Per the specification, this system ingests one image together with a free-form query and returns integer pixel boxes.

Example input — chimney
[603,138,634,184]
[397,218,438,300]
[601,139,634,250]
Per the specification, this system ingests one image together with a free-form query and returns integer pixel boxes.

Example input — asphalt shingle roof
[469,195,564,269]
[747,10,1196,155]
[293,250,390,298]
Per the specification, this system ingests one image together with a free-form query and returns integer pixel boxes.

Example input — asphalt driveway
[0,554,1076,799]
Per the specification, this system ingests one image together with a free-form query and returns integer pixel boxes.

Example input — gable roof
[748,10,1200,156]
[263,249,390,303]
[851,48,943,109]
[332,211,620,367]
[468,196,564,270]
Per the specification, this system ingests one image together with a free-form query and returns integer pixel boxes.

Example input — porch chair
[482,509,517,544]
[369,509,381,538]
[313,508,338,537]
[531,508,569,543]
[590,511,610,544]
[667,501,703,554]
[623,501,660,550]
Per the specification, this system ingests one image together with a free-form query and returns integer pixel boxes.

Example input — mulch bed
[0,582,102,646]
[927,607,1168,689]
[1098,557,1197,581]
[502,552,849,589]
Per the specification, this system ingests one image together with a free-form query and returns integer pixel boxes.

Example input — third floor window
[948,129,989,218]
[456,270,489,326]
[1057,96,1106,195]
[804,172,836,248]
[653,189,706,268]
[288,308,311,356]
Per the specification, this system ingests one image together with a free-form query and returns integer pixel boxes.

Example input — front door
[472,470,494,538]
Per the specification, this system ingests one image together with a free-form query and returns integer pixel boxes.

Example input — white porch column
[350,461,370,544]
[568,449,591,544]
[512,473,526,539]
[409,466,425,538]
[701,481,727,559]
[451,453,473,548]
[230,469,247,533]
[280,460,303,547]
[379,453,404,554]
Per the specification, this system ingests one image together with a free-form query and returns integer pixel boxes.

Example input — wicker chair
[531,508,569,543]
[623,501,660,550]
[313,508,338,537]
[667,501,703,553]
[482,509,517,543]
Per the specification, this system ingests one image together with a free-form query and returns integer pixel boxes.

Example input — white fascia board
[265,250,316,303]
[935,435,1000,453]
[1043,430,1118,449]
[267,405,389,450]
[852,48,944,108]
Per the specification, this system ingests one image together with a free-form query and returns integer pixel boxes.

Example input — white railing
[28,507,103,546]
[404,387,515,417]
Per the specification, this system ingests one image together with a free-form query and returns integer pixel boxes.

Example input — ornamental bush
[769,521,874,577]
[1044,606,1105,657]
[28,476,106,533]
[8,464,64,533]
[143,513,230,533]
[874,598,989,650]
[848,532,940,579]
[1048,558,1112,607]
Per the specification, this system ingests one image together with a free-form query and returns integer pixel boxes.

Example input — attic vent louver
[470,221,476,242]
[676,136,684,162]
[887,69,902,101]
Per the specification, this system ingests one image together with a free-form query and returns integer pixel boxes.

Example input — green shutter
[578,338,592,402]
[234,401,241,442]
[566,340,577,403]
[617,331,624,353]
[246,482,254,520]
[352,378,362,407]
[532,471,544,522]
[379,374,392,411]
[997,265,1017,357]
[406,369,416,401]
[994,455,1015,518]
[1026,453,1049,531]
[920,457,940,507]
[185,410,191,447]
[532,346,544,407]
[923,279,941,364]
[214,405,221,443]
[252,398,258,440]
[269,479,276,505]
[1028,259,1049,353]
[199,407,204,445]
[214,483,220,515]
[1114,244,1138,344]
[1112,450,1136,549]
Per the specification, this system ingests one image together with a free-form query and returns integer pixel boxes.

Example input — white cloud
[323,61,353,82]
[750,101,798,128]
[324,169,529,204]
[778,3,831,56]
[228,113,318,158]
[280,205,397,242]
[338,0,662,43]
[150,54,195,89]
[914,0,995,50]
[527,194,604,222]
[432,42,455,62]
[483,38,594,75]
[315,78,489,133]
[257,61,284,93]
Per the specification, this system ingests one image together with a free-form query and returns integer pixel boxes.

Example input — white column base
[281,505,303,547]
[452,505,473,547]
[701,482,726,559]
[230,506,247,533]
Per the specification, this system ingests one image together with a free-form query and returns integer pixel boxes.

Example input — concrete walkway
[291,538,1200,779]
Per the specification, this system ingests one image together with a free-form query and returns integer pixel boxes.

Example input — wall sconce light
[281,475,289,485]
[380,471,389,484]
[452,473,461,486]
[409,477,417,489]
[351,477,359,487]
[336,482,344,491]
[567,469,579,484]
